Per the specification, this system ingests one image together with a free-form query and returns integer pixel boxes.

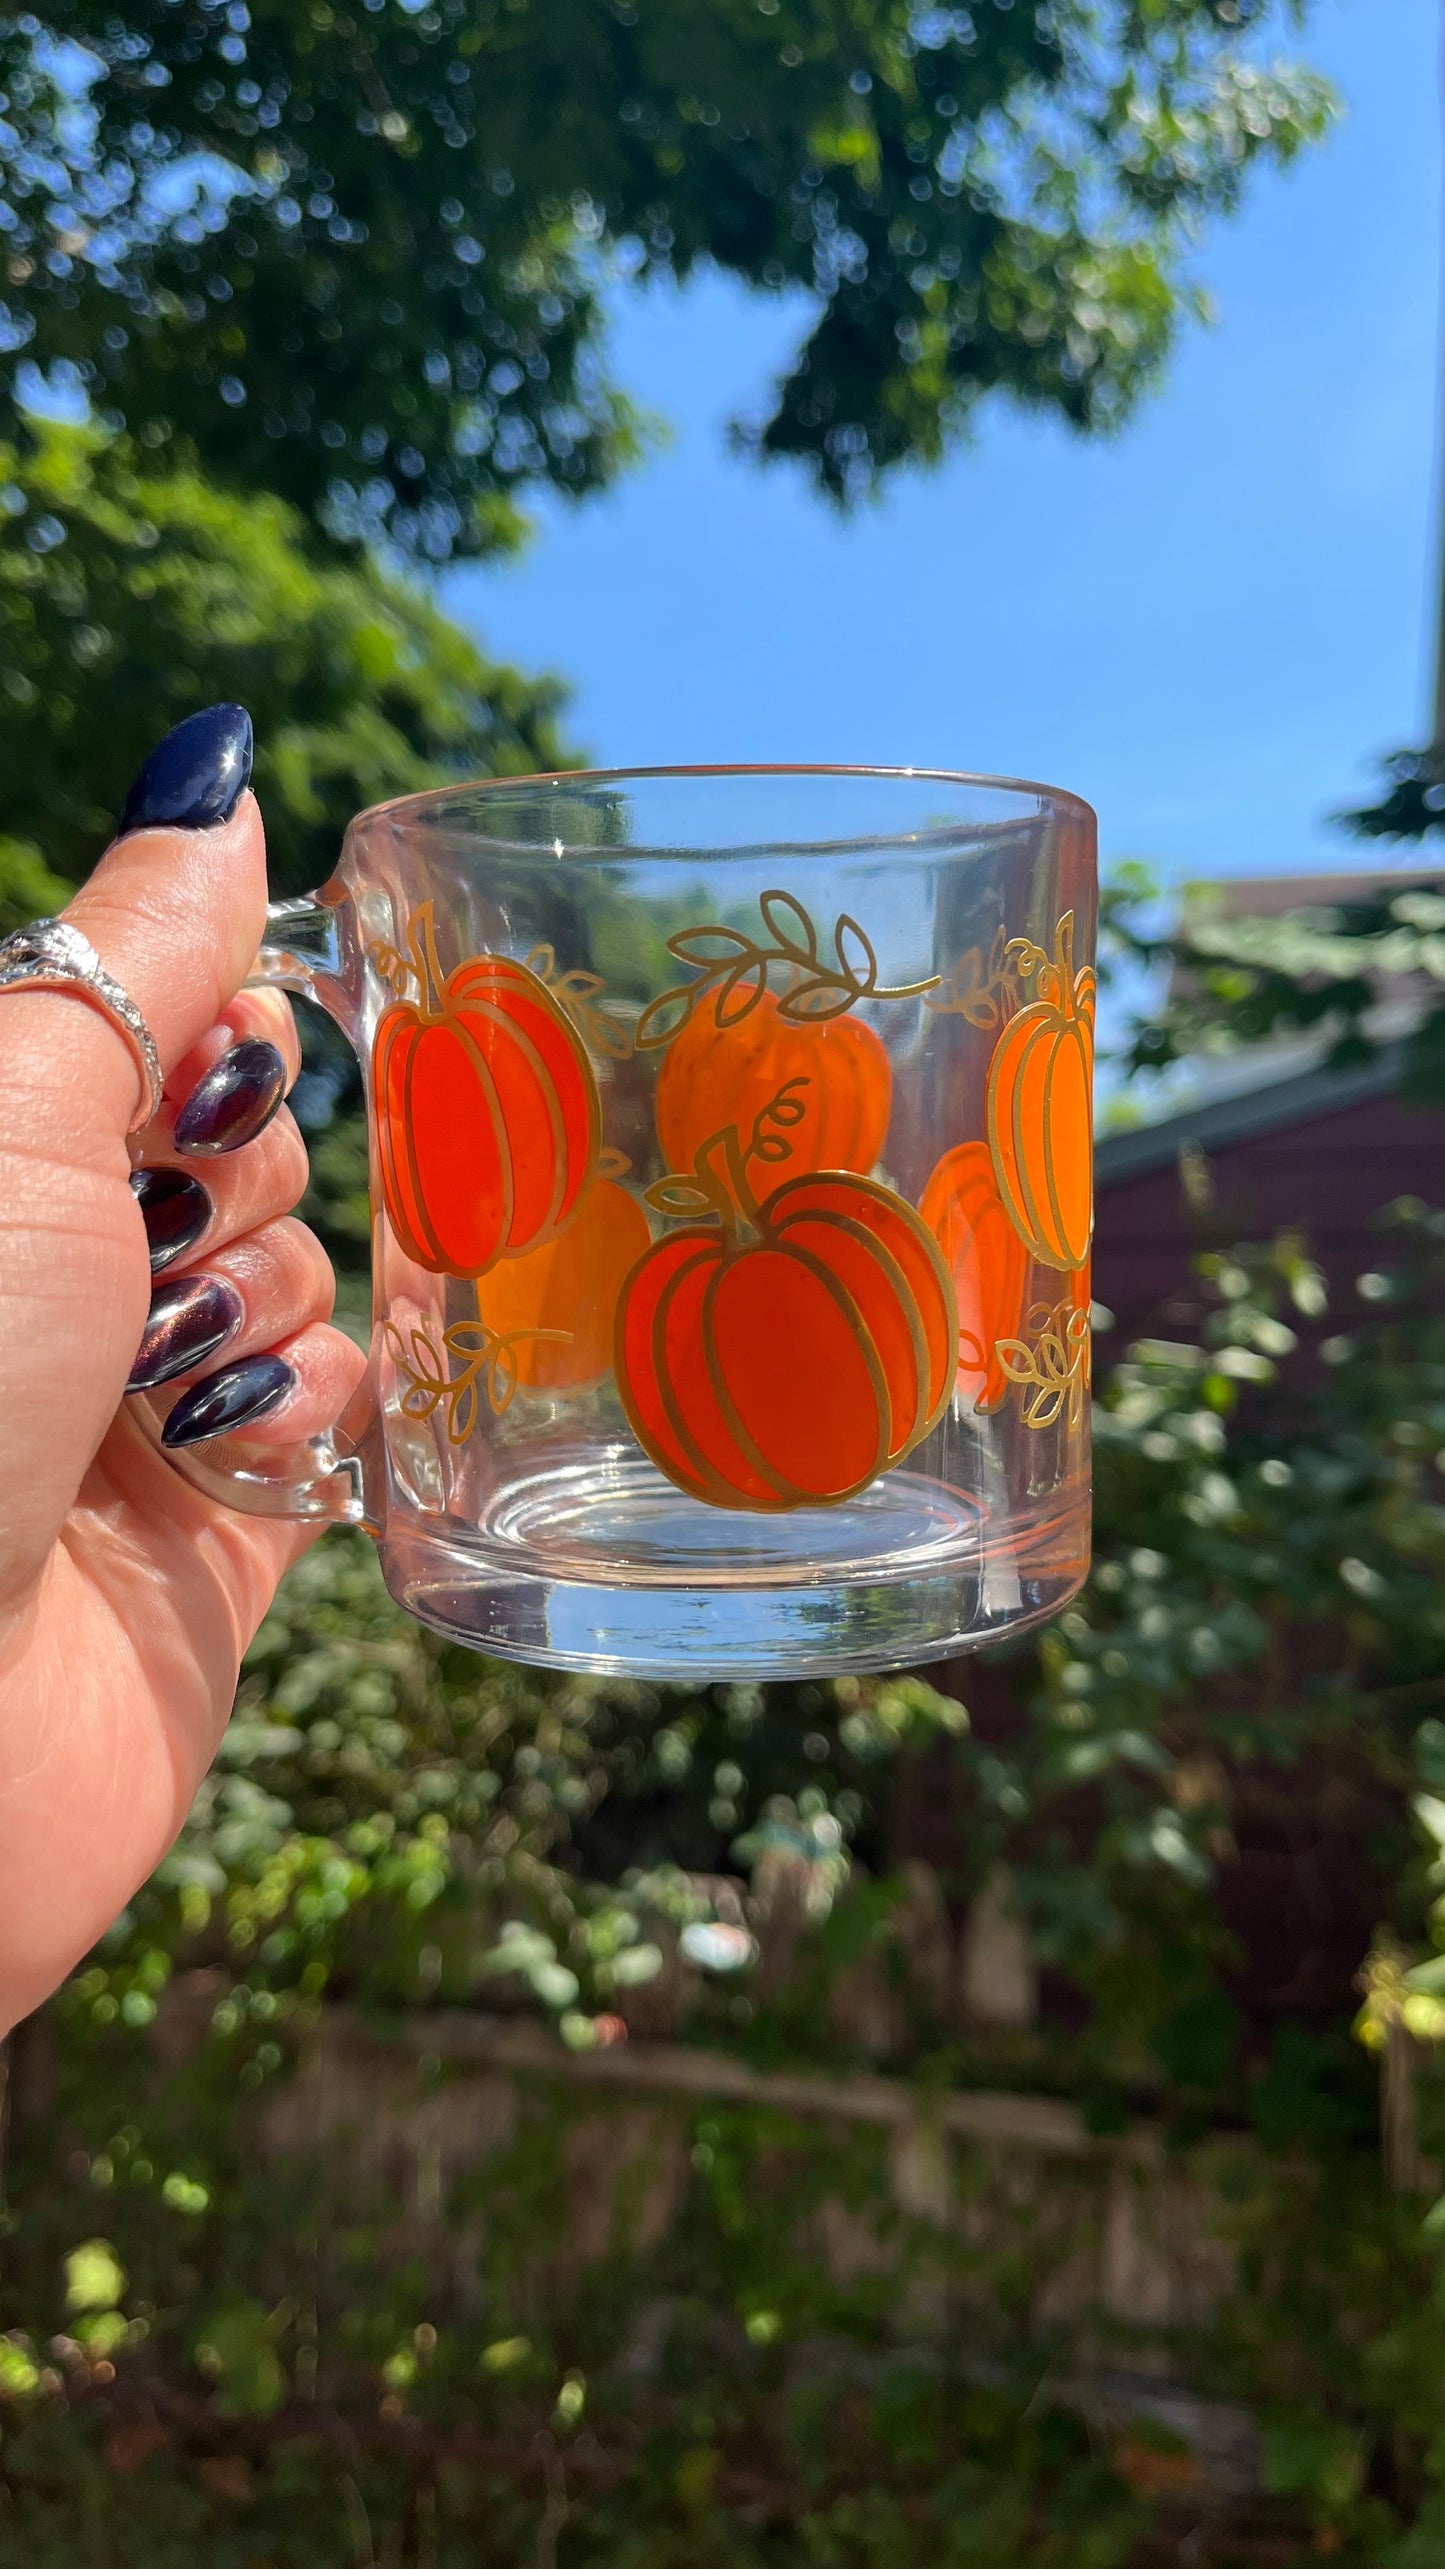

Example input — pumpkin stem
[1052,912,1077,1020]
[694,1123,765,1248]
[407,902,447,1018]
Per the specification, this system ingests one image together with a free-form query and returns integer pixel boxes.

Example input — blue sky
[450,0,1441,892]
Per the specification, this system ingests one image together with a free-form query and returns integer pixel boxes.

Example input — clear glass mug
[141,767,1096,1679]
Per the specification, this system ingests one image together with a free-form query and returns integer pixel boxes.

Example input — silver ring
[0,917,164,1134]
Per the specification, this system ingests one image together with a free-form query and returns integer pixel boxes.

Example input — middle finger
[131,1104,311,1274]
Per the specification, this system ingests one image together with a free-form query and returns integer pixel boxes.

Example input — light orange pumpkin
[373,904,599,1280]
[986,910,1095,1272]
[475,1173,652,1393]
[616,1130,955,1511]
[655,986,891,1198]
[919,1140,1030,1413]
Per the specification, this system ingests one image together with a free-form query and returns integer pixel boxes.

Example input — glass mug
[141,767,1096,1679]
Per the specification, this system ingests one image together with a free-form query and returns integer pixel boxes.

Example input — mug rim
[349,761,1098,837]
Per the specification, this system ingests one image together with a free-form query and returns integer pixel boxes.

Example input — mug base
[377,1460,1088,1678]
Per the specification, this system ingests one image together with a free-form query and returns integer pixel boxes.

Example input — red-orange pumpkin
[373,909,600,1280]
[655,987,891,1197]
[475,1174,652,1392]
[616,1132,955,1511]
[919,1140,1030,1413]
[986,910,1095,1273]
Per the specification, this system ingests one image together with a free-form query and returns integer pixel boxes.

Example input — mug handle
[128,891,382,1531]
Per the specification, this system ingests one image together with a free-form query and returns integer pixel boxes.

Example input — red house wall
[1093,1090,1443,1348]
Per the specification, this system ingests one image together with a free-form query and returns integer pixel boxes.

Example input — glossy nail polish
[173,1039,287,1156]
[161,1352,294,1448]
[130,1167,213,1274]
[126,1274,243,1392]
[119,703,253,835]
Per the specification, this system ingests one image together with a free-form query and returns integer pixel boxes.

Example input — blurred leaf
[193,2302,287,2419]
[64,2241,125,2315]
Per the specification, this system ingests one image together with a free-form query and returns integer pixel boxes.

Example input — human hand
[0,706,367,2035]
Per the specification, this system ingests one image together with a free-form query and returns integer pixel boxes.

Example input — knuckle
[235,986,300,1070]
[272,1213,337,1315]
[264,1109,310,1204]
[221,1212,332,1316]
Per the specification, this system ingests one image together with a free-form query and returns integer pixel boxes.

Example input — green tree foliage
[1341,743,1445,847]
[1103,863,1445,1103]
[0,418,572,913]
[0,1,1334,557]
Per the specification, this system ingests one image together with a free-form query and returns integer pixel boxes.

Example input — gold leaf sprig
[384,1317,570,1447]
[635,889,939,1050]
[1006,911,1096,1024]
[367,902,446,1005]
[524,944,632,1061]
[368,937,422,1000]
[923,926,1022,1030]
[994,1299,1091,1431]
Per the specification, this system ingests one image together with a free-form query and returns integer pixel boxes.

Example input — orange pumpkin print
[372,903,600,1280]
[616,1126,956,1512]
[919,1140,1030,1414]
[655,987,892,1199]
[475,1165,652,1394]
[986,910,1095,1273]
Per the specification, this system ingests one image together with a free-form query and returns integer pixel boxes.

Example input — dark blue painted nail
[130,1167,213,1274]
[173,1039,286,1156]
[119,703,253,835]
[161,1352,294,1448]
[126,1273,242,1392]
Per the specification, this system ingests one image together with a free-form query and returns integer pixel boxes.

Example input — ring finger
[124,1213,335,1398]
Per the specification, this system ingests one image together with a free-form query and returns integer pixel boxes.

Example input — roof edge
[1095,1046,1409,1188]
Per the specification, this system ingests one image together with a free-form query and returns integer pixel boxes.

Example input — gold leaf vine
[523,944,632,1061]
[994,1297,1091,1431]
[634,889,940,1051]
[368,942,423,1002]
[383,1317,570,1448]
[922,926,1022,1031]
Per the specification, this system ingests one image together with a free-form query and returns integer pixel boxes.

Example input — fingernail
[161,1352,294,1448]
[126,1273,243,1392]
[119,703,253,835]
[173,1039,286,1156]
[130,1167,213,1274]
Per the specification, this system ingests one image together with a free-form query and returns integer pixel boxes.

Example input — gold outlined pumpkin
[372,904,601,1280]
[475,1156,652,1394]
[919,1139,1030,1413]
[656,985,892,1199]
[615,1122,956,1512]
[985,910,1095,1273]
